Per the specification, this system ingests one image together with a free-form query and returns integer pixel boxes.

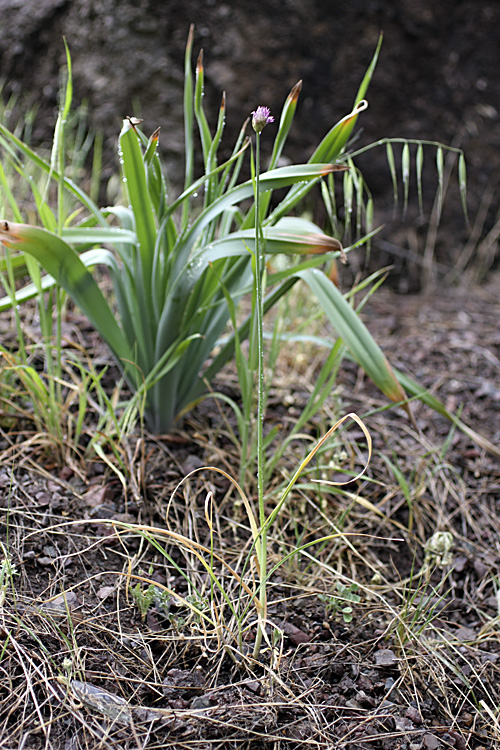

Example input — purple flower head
[251,106,274,133]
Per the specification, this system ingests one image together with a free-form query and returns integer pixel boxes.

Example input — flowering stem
[249,105,274,659]
[253,129,267,659]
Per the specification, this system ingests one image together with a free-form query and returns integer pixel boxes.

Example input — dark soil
[0,275,499,749]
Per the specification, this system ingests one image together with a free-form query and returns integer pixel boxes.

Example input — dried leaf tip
[0,220,20,239]
[321,163,350,176]
[0,220,25,247]
[289,80,303,103]
[196,49,204,73]
[126,116,143,133]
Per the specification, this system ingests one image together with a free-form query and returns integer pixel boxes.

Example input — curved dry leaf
[69,679,132,725]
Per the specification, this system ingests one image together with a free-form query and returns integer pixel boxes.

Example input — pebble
[406,706,423,725]
[374,649,398,667]
[423,734,441,749]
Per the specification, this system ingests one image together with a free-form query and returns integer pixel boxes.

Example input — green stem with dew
[252,130,267,659]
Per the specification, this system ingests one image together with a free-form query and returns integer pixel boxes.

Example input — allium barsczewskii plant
[0,27,492,462]
[0,31,407,434]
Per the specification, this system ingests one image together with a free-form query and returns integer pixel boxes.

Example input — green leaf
[61,227,137,245]
[386,142,398,208]
[193,217,343,265]
[183,23,195,229]
[194,49,212,166]
[0,222,132,371]
[436,146,444,221]
[354,34,383,104]
[0,247,121,310]
[269,80,302,171]
[294,268,408,408]
[204,92,226,209]
[402,142,410,215]
[0,123,106,226]
[416,143,424,215]
[0,159,23,222]
[309,99,368,165]
[458,153,468,224]
[395,369,500,458]
[119,119,157,284]
[144,127,169,220]
[176,163,343,269]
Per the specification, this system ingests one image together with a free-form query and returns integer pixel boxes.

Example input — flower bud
[251,106,274,133]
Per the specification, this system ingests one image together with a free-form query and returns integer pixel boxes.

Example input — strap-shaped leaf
[0,123,106,225]
[0,222,131,368]
[395,369,500,458]
[192,218,342,265]
[0,247,118,311]
[175,163,342,270]
[119,119,157,284]
[310,99,369,165]
[268,81,302,171]
[194,49,212,166]
[294,268,408,408]
[61,227,137,245]
[183,23,195,229]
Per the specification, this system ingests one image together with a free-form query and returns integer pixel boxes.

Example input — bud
[251,106,274,133]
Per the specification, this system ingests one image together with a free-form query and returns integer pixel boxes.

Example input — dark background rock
[0,0,498,286]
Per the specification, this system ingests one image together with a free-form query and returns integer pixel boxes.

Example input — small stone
[345,698,362,709]
[453,555,468,573]
[480,652,498,663]
[406,706,423,725]
[97,586,115,599]
[182,454,205,474]
[35,491,51,506]
[423,733,441,749]
[283,621,312,644]
[169,698,189,710]
[88,505,117,518]
[51,592,78,608]
[82,485,109,508]
[355,690,375,707]
[357,675,373,691]
[191,695,212,710]
[59,466,74,481]
[395,716,415,731]
[473,559,489,578]
[38,556,55,566]
[374,649,398,667]
[454,627,476,642]
[245,680,260,694]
